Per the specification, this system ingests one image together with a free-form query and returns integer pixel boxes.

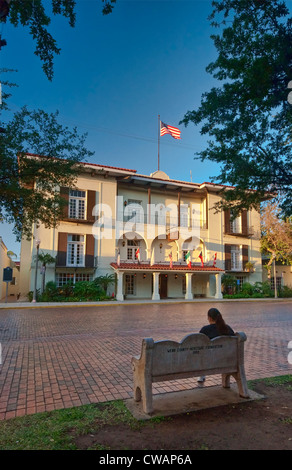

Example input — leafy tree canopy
[261,201,292,269]
[181,0,292,217]
[0,0,116,80]
[0,104,94,241]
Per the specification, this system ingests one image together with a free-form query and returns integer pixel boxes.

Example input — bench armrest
[236,332,247,342]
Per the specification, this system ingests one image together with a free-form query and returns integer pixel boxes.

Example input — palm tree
[93,274,116,295]
[37,252,56,293]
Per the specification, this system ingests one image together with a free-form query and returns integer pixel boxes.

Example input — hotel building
[19,161,262,301]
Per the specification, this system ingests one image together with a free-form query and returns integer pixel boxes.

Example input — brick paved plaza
[0,300,291,420]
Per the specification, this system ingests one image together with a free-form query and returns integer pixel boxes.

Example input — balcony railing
[55,255,98,269]
[115,259,215,267]
[116,211,206,229]
[224,224,254,237]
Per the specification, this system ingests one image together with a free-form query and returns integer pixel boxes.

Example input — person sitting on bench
[198,308,235,383]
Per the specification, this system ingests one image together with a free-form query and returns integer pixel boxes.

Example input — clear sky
[0,0,222,258]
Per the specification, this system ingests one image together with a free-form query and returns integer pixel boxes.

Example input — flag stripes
[160,121,181,140]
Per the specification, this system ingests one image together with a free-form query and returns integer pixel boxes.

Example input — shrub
[278,286,292,298]
[73,281,104,300]
[27,289,40,301]
[224,293,250,299]
[221,274,237,295]
[223,280,274,299]
[93,274,116,294]
[255,281,273,297]
[44,281,58,298]
[58,282,74,298]
[240,282,254,296]
[34,279,115,302]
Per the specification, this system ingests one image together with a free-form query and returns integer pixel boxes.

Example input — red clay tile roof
[110,262,224,272]
[22,153,137,174]
[81,161,137,173]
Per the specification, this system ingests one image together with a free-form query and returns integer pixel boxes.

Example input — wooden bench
[131,332,249,414]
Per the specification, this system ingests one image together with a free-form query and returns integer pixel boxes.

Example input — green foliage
[221,274,237,294]
[181,0,292,217]
[0,399,152,450]
[38,252,56,266]
[93,274,116,293]
[5,1,115,81]
[240,282,254,296]
[34,278,116,302]
[72,281,104,301]
[223,280,280,299]
[0,106,94,240]
[260,375,292,387]
[278,285,292,298]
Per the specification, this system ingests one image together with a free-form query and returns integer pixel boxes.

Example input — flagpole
[158,114,160,171]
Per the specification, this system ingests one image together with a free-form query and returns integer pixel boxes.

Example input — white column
[185,272,193,300]
[215,272,223,299]
[116,271,124,301]
[152,272,160,300]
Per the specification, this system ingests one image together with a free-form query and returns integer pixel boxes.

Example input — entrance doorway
[160,274,168,299]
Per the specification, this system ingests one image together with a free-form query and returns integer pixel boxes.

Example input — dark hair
[207,308,230,335]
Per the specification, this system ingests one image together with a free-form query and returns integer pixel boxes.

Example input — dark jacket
[199,324,235,340]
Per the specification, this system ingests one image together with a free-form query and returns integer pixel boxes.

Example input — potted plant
[245,262,255,273]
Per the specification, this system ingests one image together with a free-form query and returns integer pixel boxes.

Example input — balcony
[116,211,206,231]
[55,255,98,269]
[224,224,254,237]
[225,261,256,273]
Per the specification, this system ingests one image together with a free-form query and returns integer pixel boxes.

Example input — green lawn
[0,375,291,450]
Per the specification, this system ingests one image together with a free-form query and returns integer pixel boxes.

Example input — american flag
[160,121,181,140]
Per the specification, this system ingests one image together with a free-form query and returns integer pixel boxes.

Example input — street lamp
[273,257,277,299]
[32,238,41,303]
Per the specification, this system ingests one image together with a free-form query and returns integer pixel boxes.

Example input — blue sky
[0,0,222,257]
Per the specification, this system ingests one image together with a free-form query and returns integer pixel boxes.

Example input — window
[225,209,248,236]
[67,235,85,266]
[231,245,242,271]
[230,211,242,234]
[125,274,135,295]
[69,190,86,219]
[125,199,144,223]
[270,277,282,291]
[56,272,93,287]
[128,199,142,206]
[180,204,189,227]
[56,273,74,286]
[127,240,140,260]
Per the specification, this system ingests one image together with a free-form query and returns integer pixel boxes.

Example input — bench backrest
[141,333,246,379]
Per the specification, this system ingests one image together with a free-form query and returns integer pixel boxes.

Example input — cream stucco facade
[18,162,263,301]
[0,237,20,300]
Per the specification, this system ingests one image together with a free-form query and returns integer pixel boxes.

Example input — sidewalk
[0,296,289,309]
